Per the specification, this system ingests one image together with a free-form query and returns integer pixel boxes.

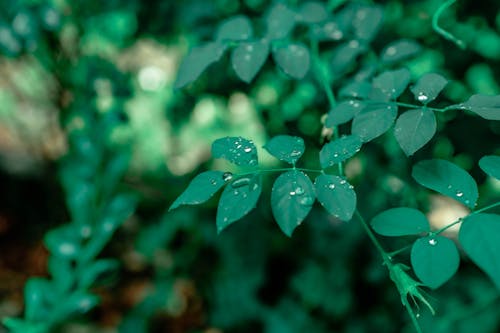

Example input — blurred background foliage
[0,0,499,332]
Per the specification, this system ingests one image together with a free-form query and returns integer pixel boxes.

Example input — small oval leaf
[372,68,411,100]
[371,207,430,236]
[351,102,398,142]
[231,41,269,83]
[410,73,448,104]
[169,171,226,210]
[319,135,362,168]
[273,43,310,79]
[216,174,262,233]
[326,100,365,127]
[263,135,305,164]
[314,174,356,221]
[479,155,500,179]
[216,15,253,42]
[394,108,437,156]
[271,171,316,237]
[380,39,422,63]
[459,213,500,291]
[265,3,296,40]
[455,94,500,120]
[411,236,460,289]
[412,159,478,208]
[175,42,226,88]
[211,136,258,167]
[297,2,329,24]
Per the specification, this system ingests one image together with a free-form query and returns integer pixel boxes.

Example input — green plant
[169,1,500,332]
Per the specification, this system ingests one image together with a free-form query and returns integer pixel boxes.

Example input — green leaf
[79,259,119,289]
[326,100,365,126]
[479,155,500,179]
[371,207,430,236]
[216,15,253,42]
[351,102,398,142]
[330,40,367,75]
[338,81,372,99]
[314,174,356,221]
[394,108,437,156]
[263,135,305,164]
[271,171,316,236]
[297,2,328,24]
[412,159,478,208]
[380,39,421,63]
[459,214,500,290]
[410,73,448,104]
[211,136,258,166]
[455,94,500,120]
[319,135,362,168]
[44,225,81,259]
[411,236,460,289]
[309,19,346,41]
[231,41,269,83]
[169,171,227,210]
[25,278,51,321]
[273,43,310,79]
[174,42,226,88]
[265,3,296,40]
[352,5,383,42]
[216,173,262,232]
[372,68,411,100]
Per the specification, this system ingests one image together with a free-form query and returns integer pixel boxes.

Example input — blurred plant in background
[0,0,499,333]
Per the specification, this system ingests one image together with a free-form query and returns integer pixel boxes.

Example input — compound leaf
[352,102,398,142]
[394,108,437,156]
[315,174,356,221]
[265,3,296,40]
[455,94,500,120]
[216,15,253,42]
[319,135,362,168]
[380,39,421,63]
[175,42,226,88]
[273,43,310,79]
[212,136,258,167]
[372,68,411,100]
[412,159,478,208]
[217,173,262,232]
[169,171,227,210]
[271,171,315,236]
[459,213,500,291]
[410,73,448,104]
[231,41,269,83]
[263,135,305,164]
[479,155,500,179]
[371,207,430,236]
[411,236,460,289]
[326,100,365,126]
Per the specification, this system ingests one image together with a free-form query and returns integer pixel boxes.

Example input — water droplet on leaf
[456,191,463,197]
[222,172,233,181]
[328,183,336,189]
[429,238,437,246]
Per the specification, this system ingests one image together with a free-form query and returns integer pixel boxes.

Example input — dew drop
[417,93,428,103]
[295,186,305,195]
[299,196,314,206]
[231,177,251,188]
[328,183,336,189]
[233,190,240,196]
[416,313,421,319]
[210,179,217,185]
[456,191,464,197]
[244,147,252,153]
[333,153,339,158]
[222,172,233,181]
[447,184,452,189]
[289,191,296,196]
[339,180,347,185]
[223,217,228,222]
[429,239,437,246]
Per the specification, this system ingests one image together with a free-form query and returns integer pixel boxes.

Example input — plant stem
[434,200,500,235]
[355,210,392,264]
[432,0,466,49]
